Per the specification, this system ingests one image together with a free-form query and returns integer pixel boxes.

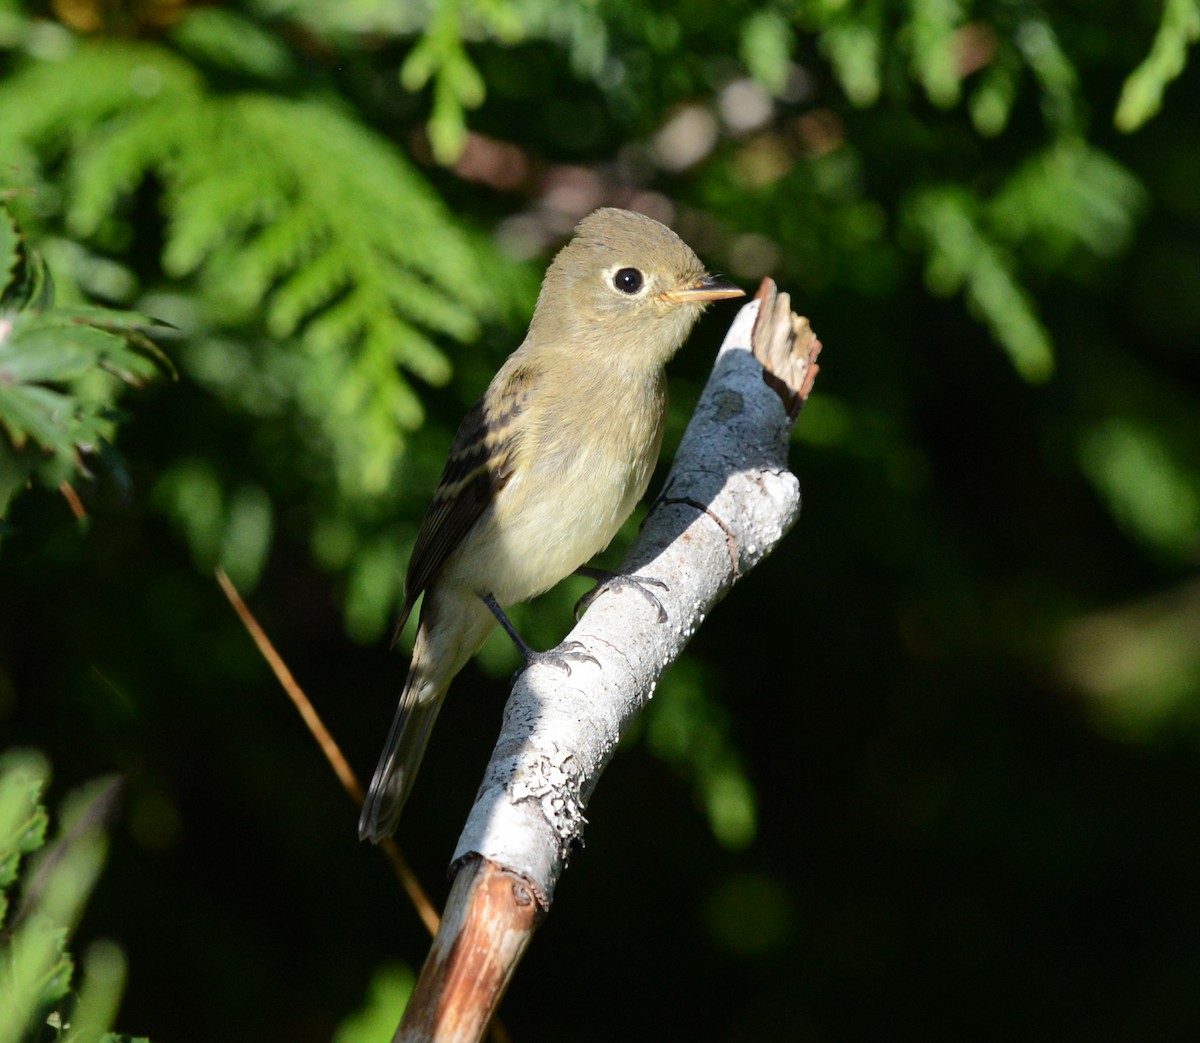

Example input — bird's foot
[573,567,669,623]
[522,640,600,677]
[482,593,600,676]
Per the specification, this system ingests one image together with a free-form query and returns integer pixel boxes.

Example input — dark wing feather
[391,363,534,643]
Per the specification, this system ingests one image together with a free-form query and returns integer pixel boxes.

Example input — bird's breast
[444,365,666,605]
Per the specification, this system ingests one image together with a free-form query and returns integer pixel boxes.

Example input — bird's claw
[574,572,669,623]
[522,640,600,676]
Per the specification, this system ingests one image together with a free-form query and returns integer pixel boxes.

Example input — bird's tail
[358,676,446,843]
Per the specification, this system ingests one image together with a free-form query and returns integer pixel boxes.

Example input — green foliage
[153,460,275,591]
[1059,584,1200,740]
[645,660,758,850]
[400,2,489,164]
[255,0,605,160]
[817,7,884,107]
[0,39,495,498]
[0,202,51,312]
[990,142,1146,260]
[703,871,795,957]
[1012,14,1082,134]
[332,964,415,1043]
[740,10,794,97]
[0,204,169,520]
[169,8,297,82]
[0,752,146,1043]
[1116,0,1200,131]
[1080,419,1200,559]
[906,185,1056,381]
[907,0,966,109]
[903,140,1145,381]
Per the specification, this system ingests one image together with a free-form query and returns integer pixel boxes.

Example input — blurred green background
[2,0,1199,1039]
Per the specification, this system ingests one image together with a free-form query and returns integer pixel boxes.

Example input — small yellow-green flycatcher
[359,207,743,841]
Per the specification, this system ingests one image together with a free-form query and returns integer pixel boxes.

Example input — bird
[358,207,744,842]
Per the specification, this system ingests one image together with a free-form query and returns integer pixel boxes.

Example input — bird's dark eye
[612,267,644,294]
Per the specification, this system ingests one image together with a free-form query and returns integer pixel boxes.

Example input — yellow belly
[440,366,665,606]
[443,436,652,605]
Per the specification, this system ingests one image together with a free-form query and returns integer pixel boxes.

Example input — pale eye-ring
[612,267,644,294]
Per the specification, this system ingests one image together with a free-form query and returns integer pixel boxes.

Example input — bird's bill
[661,275,745,304]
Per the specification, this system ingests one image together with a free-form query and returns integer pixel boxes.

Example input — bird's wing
[392,361,536,642]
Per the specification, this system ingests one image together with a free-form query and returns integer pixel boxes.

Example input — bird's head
[527,208,744,369]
